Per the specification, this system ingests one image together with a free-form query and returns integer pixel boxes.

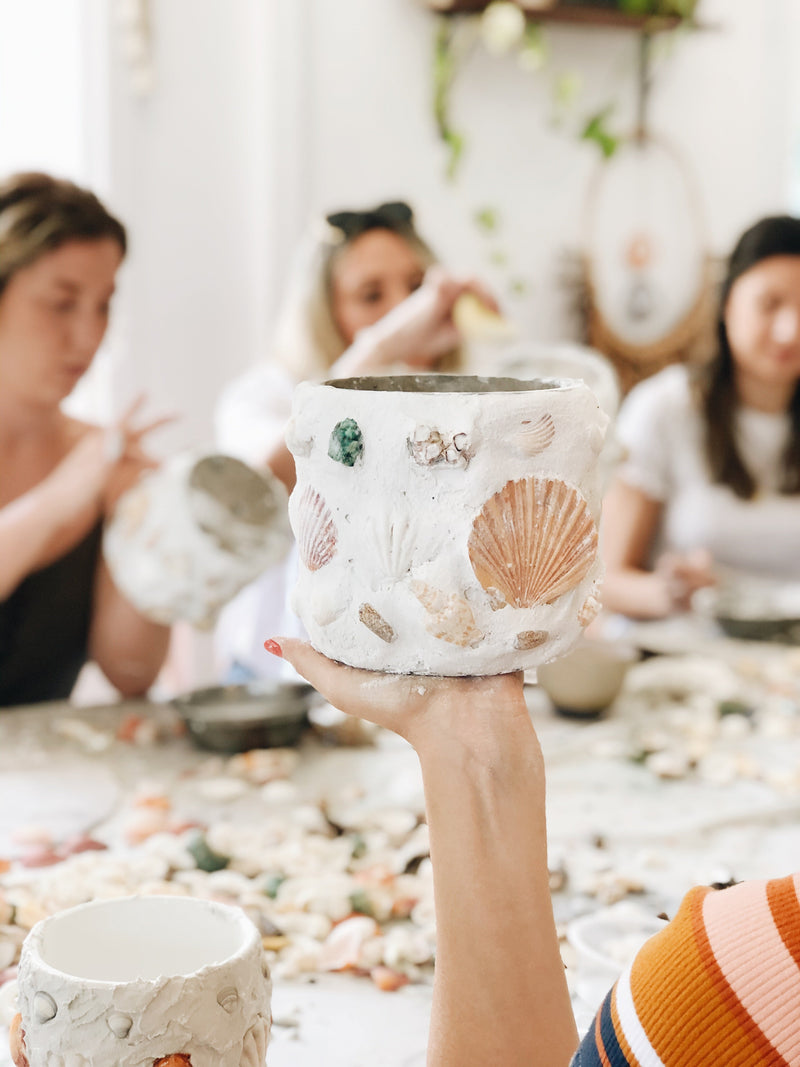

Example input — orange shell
[468,476,598,608]
[9,1014,29,1067]
[296,486,337,572]
[153,1056,192,1067]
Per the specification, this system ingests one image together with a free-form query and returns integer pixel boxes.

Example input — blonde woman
[0,173,170,706]
[215,200,496,680]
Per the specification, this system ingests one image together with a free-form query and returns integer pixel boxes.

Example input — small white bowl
[536,639,639,718]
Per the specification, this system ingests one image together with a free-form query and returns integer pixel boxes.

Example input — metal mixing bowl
[173,681,316,752]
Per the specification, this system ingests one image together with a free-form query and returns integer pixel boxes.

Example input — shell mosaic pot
[104,452,292,629]
[8,896,271,1067]
[286,375,607,676]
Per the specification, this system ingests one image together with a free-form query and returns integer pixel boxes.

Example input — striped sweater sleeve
[569,873,800,1067]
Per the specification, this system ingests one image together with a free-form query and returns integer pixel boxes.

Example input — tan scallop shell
[296,486,337,571]
[514,413,556,457]
[359,603,396,643]
[411,581,484,648]
[468,476,598,608]
[240,1016,270,1066]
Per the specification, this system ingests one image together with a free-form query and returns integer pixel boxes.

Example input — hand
[334,267,500,376]
[270,638,527,753]
[654,548,716,612]
[101,395,176,511]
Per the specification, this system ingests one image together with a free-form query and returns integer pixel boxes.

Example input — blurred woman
[0,173,170,706]
[215,200,496,680]
[602,216,800,618]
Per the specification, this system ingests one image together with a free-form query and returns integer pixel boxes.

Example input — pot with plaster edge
[286,374,607,676]
[8,895,271,1067]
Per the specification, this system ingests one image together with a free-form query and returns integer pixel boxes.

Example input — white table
[2,638,800,1064]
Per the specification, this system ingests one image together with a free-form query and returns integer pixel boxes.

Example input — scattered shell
[411,581,484,648]
[513,413,555,457]
[217,987,239,1014]
[468,477,598,608]
[240,1015,270,1067]
[371,965,410,992]
[32,991,57,1023]
[514,630,548,651]
[578,594,602,627]
[296,487,337,572]
[328,418,363,467]
[366,513,420,584]
[318,915,380,971]
[407,426,470,469]
[359,604,396,644]
[107,1011,133,1038]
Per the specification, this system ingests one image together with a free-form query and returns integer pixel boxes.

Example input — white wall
[296,0,799,343]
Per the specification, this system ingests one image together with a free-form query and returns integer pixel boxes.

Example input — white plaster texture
[15,896,271,1067]
[287,375,607,675]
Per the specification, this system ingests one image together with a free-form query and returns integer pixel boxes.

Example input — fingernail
[263,639,283,658]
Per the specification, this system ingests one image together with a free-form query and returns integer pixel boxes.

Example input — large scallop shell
[411,581,484,648]
[468,477,598,608]
[296,487,337,571]
[240,1015,270,1067]
[513,413,555,457]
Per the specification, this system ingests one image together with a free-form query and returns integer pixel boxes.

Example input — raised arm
[272,638,578,1067]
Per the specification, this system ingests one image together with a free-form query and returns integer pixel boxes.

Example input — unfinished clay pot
[287,375,607,675]
[10,896,271,1067]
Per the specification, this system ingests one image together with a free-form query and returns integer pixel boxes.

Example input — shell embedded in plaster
[296,486,338,572]
[287,375,606,675]
[513,412,556,457]
[468,476,598,608]
[514,630,549,651]
[32,993,56,1024]
[14,896,271,1067]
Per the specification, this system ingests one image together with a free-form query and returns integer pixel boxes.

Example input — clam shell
[514,413,555,457]
[32,991,57,1024]
[296,487,337,572]
[240,1015,270,1067]
[411,581,484,648]
[217,987,240,1014]
[468,477,598,608]
[359,604,396,643]
[107,1011,133,1038]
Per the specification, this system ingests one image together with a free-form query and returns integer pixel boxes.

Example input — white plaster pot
[286,375,607,676]
[104,452,291,629]
[10,896,271,1067]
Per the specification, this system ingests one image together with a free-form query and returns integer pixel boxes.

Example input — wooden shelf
[427,3,697,33]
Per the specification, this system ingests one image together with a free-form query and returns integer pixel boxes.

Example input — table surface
[2,633,800,1065]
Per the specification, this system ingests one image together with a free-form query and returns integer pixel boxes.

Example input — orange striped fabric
[570,874,800,1066]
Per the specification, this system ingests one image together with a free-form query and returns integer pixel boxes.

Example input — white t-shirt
[214,364,306,680]
[615,364,800,579]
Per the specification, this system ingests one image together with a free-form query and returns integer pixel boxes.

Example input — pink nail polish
[263,639,283,658]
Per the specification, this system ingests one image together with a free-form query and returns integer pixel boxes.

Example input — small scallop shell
[514,630,549,651]
[411,581,484,648]
[296,487,337,571]
[468,477,598,608]
[514,413,556,457]
[366,512,420,584]
[359,604,396,643]
[107,1012,133,1038]
[240,1016,270,1067]
[32,992,56,1024]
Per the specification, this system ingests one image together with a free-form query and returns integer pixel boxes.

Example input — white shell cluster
[288,376,607,675]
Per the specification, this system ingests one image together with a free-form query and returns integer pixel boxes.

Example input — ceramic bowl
[173,681,316,752]
[536,639,639,718]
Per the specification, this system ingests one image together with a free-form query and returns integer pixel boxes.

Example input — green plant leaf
[474,206,499,233]
[581,107,620,159]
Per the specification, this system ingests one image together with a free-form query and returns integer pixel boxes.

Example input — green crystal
[328,418,364,467]
[187,832,230,872]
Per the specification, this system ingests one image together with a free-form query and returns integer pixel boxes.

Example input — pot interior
[37,897,252,982]
[324,374,566,393]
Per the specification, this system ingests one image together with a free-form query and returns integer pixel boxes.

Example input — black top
[0,522,103,706]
